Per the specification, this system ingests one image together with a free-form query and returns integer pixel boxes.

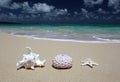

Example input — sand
[0,32,120,82]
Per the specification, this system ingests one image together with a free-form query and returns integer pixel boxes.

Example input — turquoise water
[0,24,120,42]
[0,24,120,34]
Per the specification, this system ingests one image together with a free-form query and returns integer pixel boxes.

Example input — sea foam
[11,33,120,43]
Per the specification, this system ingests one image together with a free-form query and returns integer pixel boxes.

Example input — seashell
[52,54,72,69]
[16,47,46,70]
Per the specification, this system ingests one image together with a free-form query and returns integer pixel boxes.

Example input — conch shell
[16,47,46,70]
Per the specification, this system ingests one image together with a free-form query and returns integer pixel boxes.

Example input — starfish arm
[81,63,86,66]
[90,61,98,65]
[93,62,99,66]
[81,62,89,66]
[89,63,94,67]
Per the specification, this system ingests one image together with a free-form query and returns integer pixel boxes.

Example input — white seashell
[52,54,72,69]
[16,47,46,70]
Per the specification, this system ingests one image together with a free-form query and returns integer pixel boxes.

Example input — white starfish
[16,47,46,70]
[81,58,99,68]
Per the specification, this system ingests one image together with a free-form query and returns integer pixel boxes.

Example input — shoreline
[13,33,120,43]
[0,32,120,82]
[1,24,120,43]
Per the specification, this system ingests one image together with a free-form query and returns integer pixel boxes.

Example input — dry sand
[0,32,120,82]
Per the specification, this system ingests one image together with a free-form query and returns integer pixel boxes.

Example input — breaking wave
[11,32,120,43]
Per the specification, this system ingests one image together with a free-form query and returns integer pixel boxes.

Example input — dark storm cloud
[83,0,120,10]
[108,0,120,9]
[10,2,55,13]
[0,0,69,23]
[97,8,109,14]
[0,0,11,8]
[0,0,68,14]
[0,0,120,23]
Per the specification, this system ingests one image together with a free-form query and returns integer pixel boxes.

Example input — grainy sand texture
[0,32,120,82]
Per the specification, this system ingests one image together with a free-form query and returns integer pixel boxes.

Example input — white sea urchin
[52,54,72,69]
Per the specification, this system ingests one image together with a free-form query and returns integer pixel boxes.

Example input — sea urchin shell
[52,54,72,69]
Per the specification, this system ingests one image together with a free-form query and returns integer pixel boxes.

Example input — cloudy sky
[0,0,120,23]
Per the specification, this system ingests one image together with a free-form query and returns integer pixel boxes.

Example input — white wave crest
[93,36,120,43]
[11,33,120,43]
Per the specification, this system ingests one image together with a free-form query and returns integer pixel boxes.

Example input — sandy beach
[0,32,120,82]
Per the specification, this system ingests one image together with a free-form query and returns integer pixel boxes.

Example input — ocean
[0,24,120,43]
